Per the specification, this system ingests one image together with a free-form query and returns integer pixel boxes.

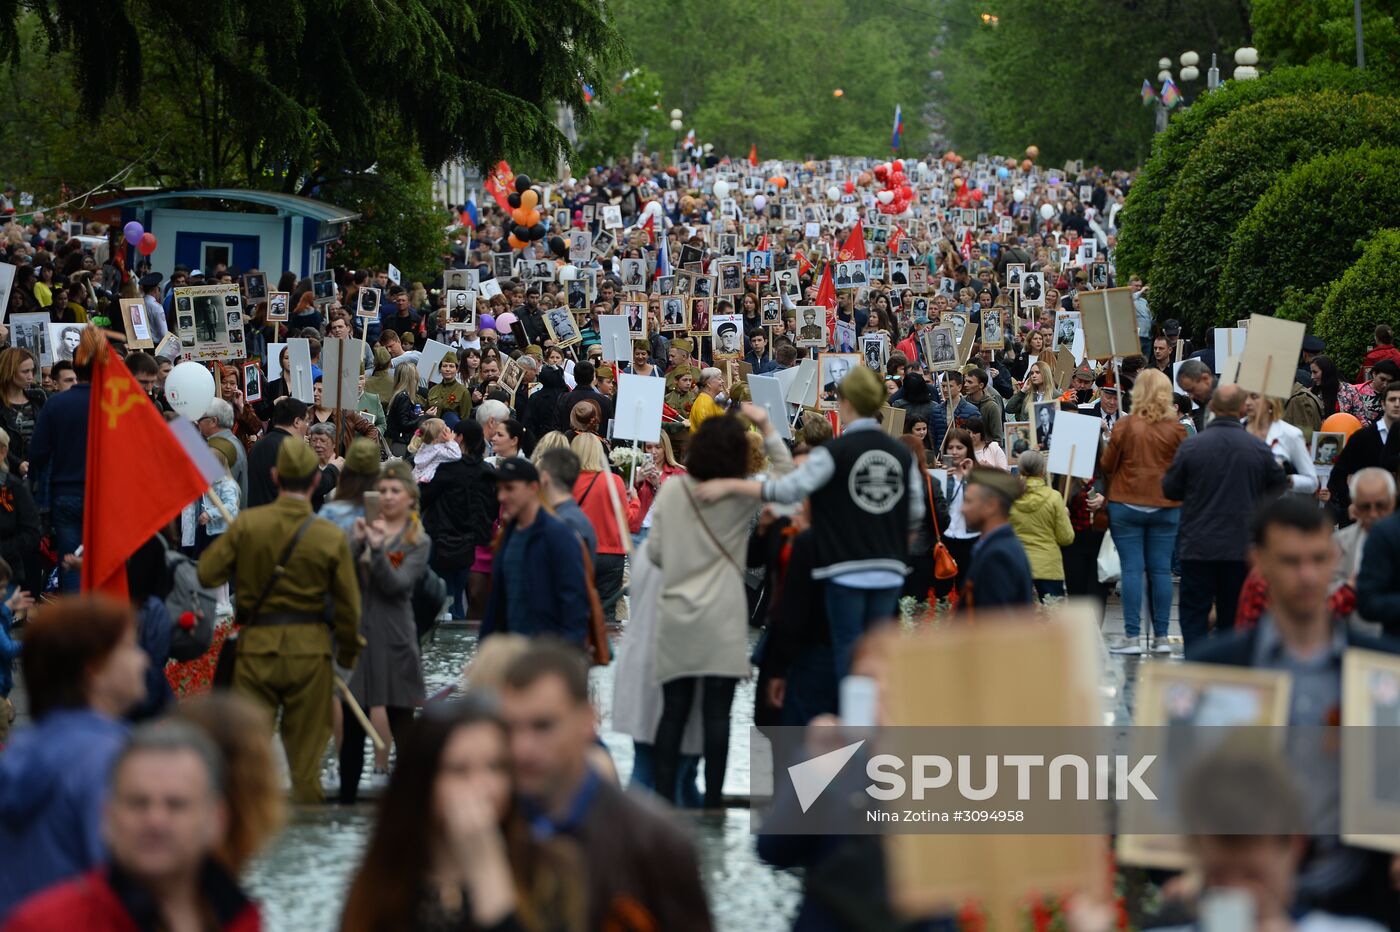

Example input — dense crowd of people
[0,146,1397,930]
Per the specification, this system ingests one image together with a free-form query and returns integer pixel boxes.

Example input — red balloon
[843,180,855,194]
[892,159,904,173]
[901,185,913,199]
[137,232,157,255]
[873,165,889,181]
[889,171,906,187]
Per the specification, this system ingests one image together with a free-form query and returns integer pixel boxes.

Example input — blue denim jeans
[439,564,470,620]
[780,644,839,726]
[52,494,84,593]
[824,582,901,681]
[1107,502,1179,638]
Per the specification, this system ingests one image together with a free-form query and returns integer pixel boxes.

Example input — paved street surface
[245,585,1180,931]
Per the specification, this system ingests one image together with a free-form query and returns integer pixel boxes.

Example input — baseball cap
[489,458,540,483]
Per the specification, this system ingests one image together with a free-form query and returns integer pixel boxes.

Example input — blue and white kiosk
[97,188,358,281]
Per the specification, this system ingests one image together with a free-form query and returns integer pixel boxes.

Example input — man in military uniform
[798,308,825,344]
[664,365,699,459]
[426,350,472,424]
[198,438,362,804]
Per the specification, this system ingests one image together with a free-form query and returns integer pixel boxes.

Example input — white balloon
[753,194,768,211]
[876,190,895,205]
[1012,187,1027,203]
[826,185,841,202]
[713,179,730,199]
[1039,203,1056,220]
[164,361,217,421]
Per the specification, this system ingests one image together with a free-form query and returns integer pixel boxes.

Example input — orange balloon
[520,188,539,210]
[1321,412,1362,439]
[512,206,531,225]
[857,171,873,187]
[508,234,527,250]
[1021,158,1033,171]
[833,88,844,98]
[1026,145,1040,159]
[525,208,541,227]
[768,175,787,189]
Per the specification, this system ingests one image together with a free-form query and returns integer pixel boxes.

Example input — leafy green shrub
[1217,146,1400,327]
[1313,228,1400,378]
[1114,62,1374,281]
[1147,92,1400,336]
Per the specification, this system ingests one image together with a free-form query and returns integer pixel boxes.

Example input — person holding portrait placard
[1193,497,1400,929]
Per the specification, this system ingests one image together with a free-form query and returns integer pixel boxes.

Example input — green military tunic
[356,391,387,438]
[427,378,472,422]
[363,369,395,406]
[198,495,362,804]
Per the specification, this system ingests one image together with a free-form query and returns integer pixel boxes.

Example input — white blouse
[1262,419,1317,493]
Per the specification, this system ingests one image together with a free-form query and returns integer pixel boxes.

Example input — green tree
[1253,0,1400,87]
[932,0,1252,169]
[1313,228,1400,377]
[324,146,445,287]
[0,0,621,190]
[1114,62,1373,280]
[1216,145,1400,324]
[575,67,672,168]
[1146,91,1400,334]
[609,0,938,159]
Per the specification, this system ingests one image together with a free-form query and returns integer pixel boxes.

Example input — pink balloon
[495,311,518,330]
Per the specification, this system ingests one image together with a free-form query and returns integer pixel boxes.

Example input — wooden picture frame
[817,352,861,411]
[1342,649,1400,853]
[119,297,155,349]
[265,291,290,322]
[1116,661,1292,870]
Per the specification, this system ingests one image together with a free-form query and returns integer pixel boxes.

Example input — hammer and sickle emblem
[101,380,144,429]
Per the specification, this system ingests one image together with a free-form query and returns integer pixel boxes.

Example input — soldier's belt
[248,612,326,627]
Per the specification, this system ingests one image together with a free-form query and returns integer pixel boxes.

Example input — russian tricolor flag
[461,190,479,229]
[891,104,903,151]
[656,231,671,278]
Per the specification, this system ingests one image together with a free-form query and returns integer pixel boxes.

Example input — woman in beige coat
[648,404,791,808]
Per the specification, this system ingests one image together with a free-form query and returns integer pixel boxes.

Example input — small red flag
[815,262,837,346]
[748,144,759,167]
[837,220,867,262]
[888,224,905,256]
[82,341,211,598]
[794,249,813,278]
[483,161,516,212]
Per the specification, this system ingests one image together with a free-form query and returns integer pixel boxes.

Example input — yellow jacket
[1009,476,1075,581]
[689,392,722,433]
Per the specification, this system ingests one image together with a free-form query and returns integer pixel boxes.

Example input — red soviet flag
[837,220,867,262]
[815,262,837,346]
[82,340,210,598]
[748,144,759,167]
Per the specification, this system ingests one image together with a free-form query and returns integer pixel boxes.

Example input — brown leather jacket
[1100,414,1187,508]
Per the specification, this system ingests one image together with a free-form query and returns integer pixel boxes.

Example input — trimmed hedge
[1114,62,1374,281]
[1217,146,1400,327]
[1313,228,1400,379]
[1147,91,1400,336]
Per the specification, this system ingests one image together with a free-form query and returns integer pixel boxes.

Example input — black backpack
[411,567,449,642]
